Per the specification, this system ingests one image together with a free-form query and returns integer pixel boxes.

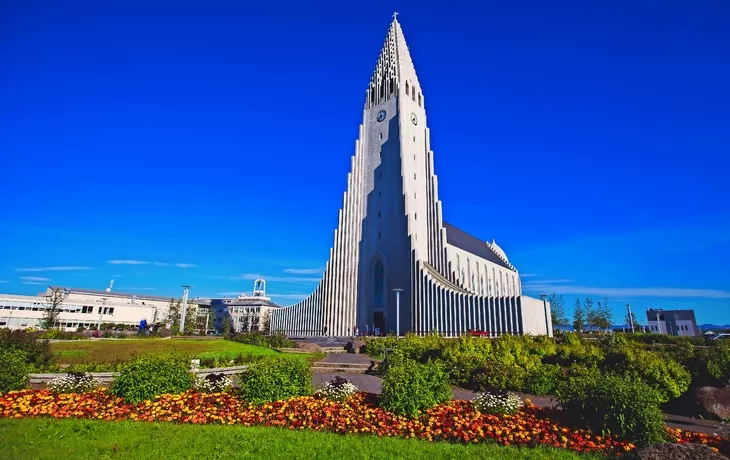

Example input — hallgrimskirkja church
[271,16,552,337]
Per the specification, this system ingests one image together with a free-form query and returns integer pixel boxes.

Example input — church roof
[442,222,514,270]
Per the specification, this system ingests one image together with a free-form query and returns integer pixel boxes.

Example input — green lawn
[0,418,601,460]
[51,339,317,365]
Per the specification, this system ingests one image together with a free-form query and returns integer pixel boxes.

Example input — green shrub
[556,373,667,446]
[381,358,452,417]
[0,349,30,393]
[0,329,53,370]
[230,332,295,348]
[471,359,528,392]
[110,355,194,403]
[441,349,485,385]
[602,347,691,402]
[524,364,561,396]
[707,341,730,383]
[238,357,311,404]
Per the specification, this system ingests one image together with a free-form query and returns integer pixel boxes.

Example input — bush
[380,358,452,417]
[706,341,730,383]
[194,373,233,393]
[472,388,523,415]
[110,355,194,403]
[524,364,561,396]
[238,358,311,404]
[556,373,667,446]
[47,372,102,393]
[0,349,29,393]
[0,329,52,370]
[602,347,691,402]
[315,376,358,401]
[230,332,295,349]
[471,359,527,392]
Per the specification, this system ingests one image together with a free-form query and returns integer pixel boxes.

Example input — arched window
[374,260,384,308]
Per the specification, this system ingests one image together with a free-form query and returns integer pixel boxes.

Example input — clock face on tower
[410,112,418,125]
[376,110,387,122]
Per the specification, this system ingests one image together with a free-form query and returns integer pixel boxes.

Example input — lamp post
[97,298,106,335]
[180,285,191,335]
[539,294,550,336]
[627,304,635,333]
[393,288,403,338]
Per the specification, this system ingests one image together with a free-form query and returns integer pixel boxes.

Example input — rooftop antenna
[105,279,114,293]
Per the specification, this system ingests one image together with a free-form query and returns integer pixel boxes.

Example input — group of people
[350,325,381,337]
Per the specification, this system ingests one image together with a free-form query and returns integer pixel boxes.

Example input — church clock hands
[376,110,387,122]
[410,112,418,125]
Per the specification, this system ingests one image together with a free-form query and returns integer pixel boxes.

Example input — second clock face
[376,110,387,122]
[410,112,418,125]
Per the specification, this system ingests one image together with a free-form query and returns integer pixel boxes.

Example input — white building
[0,285,192,331]
[197,279,281,333]
[271,16,552,337]
[646,308,700,337]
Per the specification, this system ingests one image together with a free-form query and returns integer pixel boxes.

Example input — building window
[418,93,422,106]
[374,260,384,307]
[379,133,383,140]
[405,82,409,95]
[413,173,416,180]
[413,136,415,142]
[414,213,417,220]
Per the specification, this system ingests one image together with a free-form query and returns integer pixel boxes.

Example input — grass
[51,338,318,365]
[0,418,601,460]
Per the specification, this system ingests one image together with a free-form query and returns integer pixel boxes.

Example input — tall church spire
[366,15,421,109]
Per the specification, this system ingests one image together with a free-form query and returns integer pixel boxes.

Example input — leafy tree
[547,293,568,326]
[40,287,66,330]
[183,303,197,334]
[625,311,639,331]
[261,309,272,335]
[572,298,585,332]
[222,313,232,337]
[166,298,182,334]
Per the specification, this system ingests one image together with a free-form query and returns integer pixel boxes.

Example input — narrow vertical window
[405,82,409,95]
[374,260,384,307]
[418,93,422,107]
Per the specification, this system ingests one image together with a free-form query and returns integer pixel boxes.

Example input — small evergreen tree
[596,297,612,331]
[584,297,597,331]
[222,313,232,337]
[572,298,584,332]
[547,293,568,326]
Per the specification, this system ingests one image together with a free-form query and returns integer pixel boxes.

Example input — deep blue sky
[1,1,729,325]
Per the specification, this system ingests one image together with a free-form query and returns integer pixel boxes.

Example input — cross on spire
[392,11,399,21]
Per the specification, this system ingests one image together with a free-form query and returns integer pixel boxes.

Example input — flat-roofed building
[646,308,699,337]
[0,285,203,331]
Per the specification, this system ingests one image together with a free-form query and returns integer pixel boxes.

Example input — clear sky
[1,1,728,325]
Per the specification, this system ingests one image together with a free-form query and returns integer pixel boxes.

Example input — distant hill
[699,324,730,331]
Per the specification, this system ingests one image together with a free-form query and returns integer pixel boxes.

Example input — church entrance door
[373,311,385,336]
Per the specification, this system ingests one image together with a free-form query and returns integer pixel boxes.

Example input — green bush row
[230,332,295,349]
[367,333,729,402]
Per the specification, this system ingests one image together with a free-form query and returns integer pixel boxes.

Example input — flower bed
[1,389,728,457]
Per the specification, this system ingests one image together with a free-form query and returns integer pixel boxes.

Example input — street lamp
[180,285,192,334]
[393,288,403,338]
[97,298,106,335]
[539,294,550,336]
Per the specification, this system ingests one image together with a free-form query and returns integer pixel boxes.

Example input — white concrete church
[271,16,552,338]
